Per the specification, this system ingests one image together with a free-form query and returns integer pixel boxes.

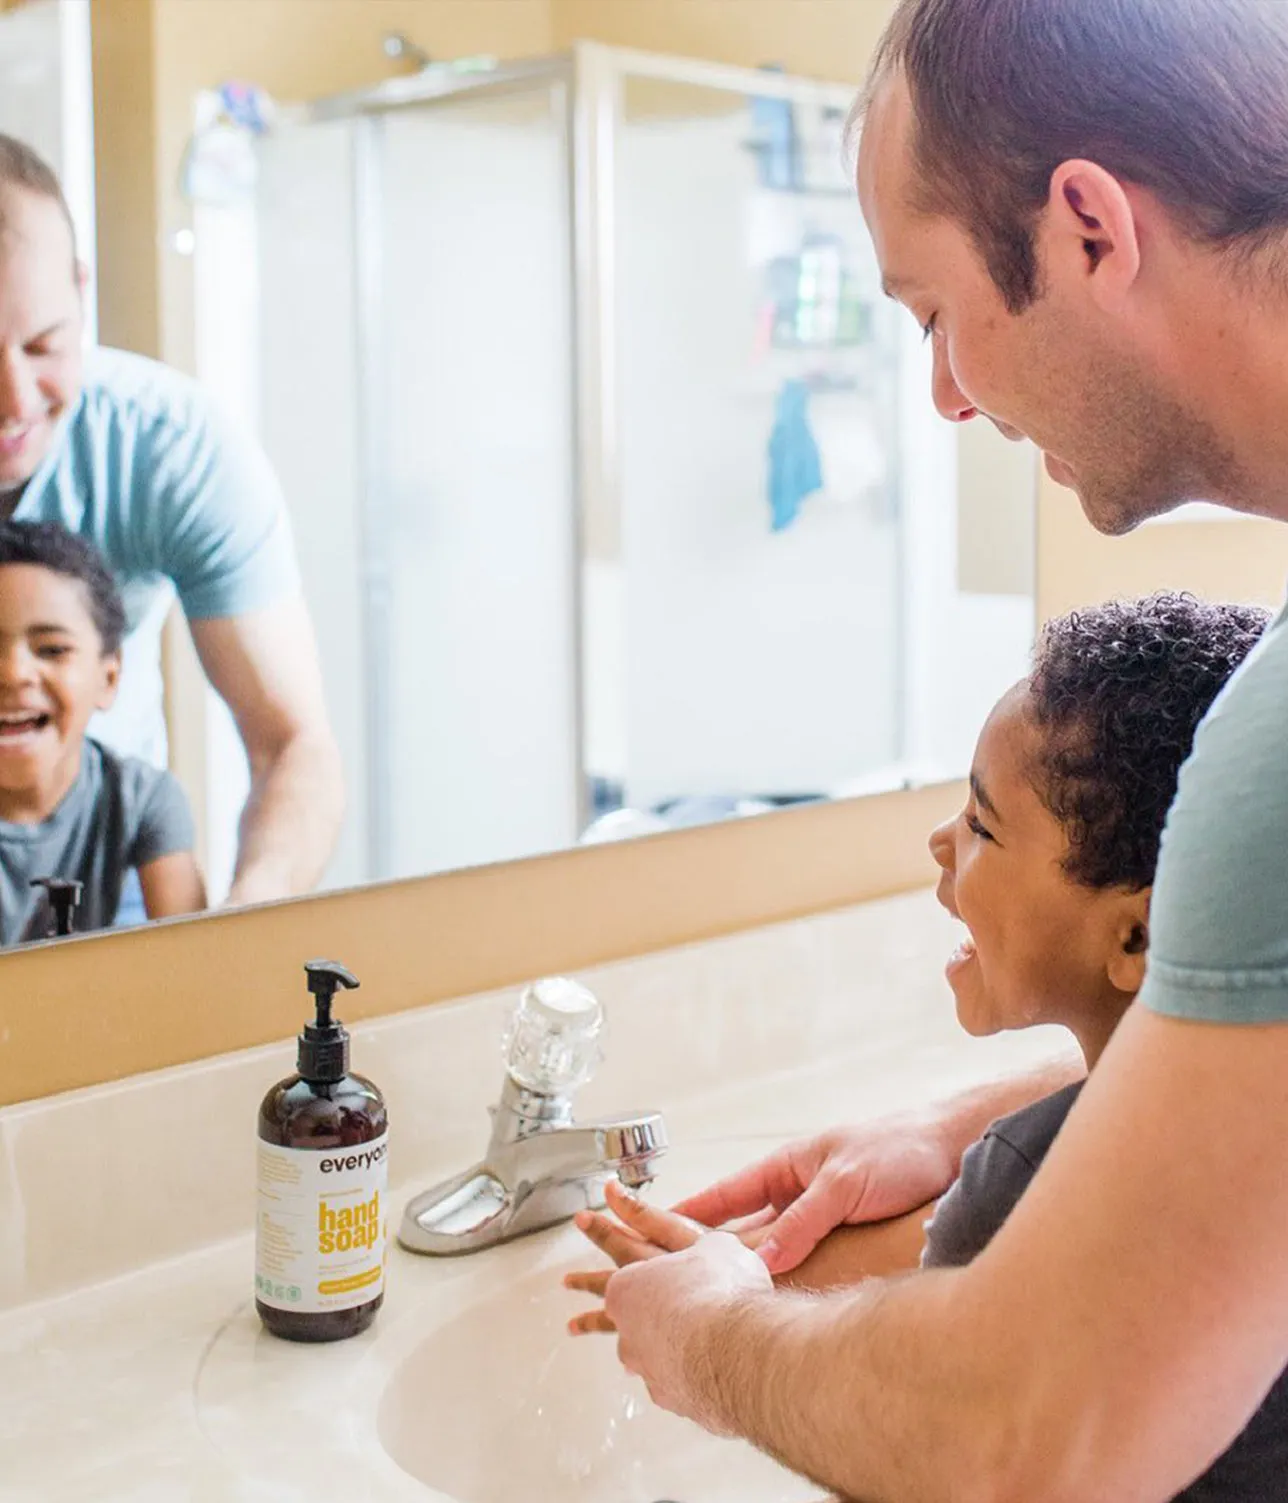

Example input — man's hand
[604,1231,773,1430]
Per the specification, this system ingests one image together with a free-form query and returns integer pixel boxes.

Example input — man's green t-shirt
[1143,594,1288,1021]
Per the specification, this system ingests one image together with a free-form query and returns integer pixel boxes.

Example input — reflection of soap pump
[254,960,389,1343]
[30,877,83,937]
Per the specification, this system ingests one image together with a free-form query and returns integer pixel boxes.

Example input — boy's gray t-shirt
[923,1086,1288,1500]
[0,738,194,944]
[1142,593,1288,1021]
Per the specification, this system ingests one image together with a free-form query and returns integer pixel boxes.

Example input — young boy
[0,521,204,943]
[917,592,1267,1267]
[567,593,1285,1500]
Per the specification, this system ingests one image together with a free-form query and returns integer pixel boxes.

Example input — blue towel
[767,379,823,532]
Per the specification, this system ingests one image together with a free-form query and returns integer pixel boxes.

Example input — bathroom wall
[552,0,893,81]
[1036,477,1288,621]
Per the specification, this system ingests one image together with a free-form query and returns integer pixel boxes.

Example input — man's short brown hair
[868,0,1288,312]
[0,133,76,255]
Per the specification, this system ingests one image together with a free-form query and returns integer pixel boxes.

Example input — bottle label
[255,1133,389,1314]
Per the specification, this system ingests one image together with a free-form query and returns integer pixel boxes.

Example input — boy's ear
[95,650,122,713]
[1107,886,1151,994]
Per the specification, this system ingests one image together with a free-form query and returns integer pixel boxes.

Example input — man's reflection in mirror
[0,521,204,944]
[0,134,343,921]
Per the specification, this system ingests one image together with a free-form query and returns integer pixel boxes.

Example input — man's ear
[1042,158,1143,312]
[1107,886,1151,995]
[96,650,121,713]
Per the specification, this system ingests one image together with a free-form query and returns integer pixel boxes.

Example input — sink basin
[193,1138,836,1500]
[377,1257,823,1503]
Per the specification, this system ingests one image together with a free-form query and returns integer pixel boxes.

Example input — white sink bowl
[377,1255,823,1503]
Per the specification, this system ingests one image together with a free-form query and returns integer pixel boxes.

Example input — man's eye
[37,645,70,659]
[966,813,994,842]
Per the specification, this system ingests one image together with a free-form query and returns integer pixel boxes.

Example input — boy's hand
[669,1065,1084,1275]
[670,1120,957,1274]
[564,1179,712,1334]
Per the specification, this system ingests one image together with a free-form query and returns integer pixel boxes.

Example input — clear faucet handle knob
[503,976,605,1094]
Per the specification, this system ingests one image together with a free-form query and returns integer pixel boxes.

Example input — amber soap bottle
[255,960,389,1342]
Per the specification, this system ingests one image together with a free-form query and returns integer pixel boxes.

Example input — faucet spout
[397,977,667,1256]
[397,1081,667,1256]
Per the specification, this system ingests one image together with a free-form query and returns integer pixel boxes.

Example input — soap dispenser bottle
[254,960,389,1343]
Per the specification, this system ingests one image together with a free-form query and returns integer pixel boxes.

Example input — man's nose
[928,818,955,871]
[930,342,978,424]
[0,346,40,426]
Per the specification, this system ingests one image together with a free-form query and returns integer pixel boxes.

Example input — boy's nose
[0,645,36,686]
[928,818,955,872]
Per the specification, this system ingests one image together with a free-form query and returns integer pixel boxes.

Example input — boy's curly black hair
[1028,592,1269,892]
[0,521,126,654]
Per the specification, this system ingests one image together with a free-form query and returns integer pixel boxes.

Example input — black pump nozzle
[31,877,84,938]
[299,959,360,1083]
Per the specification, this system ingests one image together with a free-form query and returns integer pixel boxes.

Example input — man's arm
[189,598,344,904]
[608,1005,1288,1502]
[138,851,206,918]
[674,1051,1081,1272]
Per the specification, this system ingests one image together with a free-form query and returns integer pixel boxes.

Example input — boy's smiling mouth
[0,710,54,745]
[936,879,980,977]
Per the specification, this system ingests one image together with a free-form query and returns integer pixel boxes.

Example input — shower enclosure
[193,43,1031,893]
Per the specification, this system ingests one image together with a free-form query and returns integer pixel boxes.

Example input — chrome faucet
[397,979,667,1256]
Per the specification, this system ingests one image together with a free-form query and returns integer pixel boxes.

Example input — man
[598,2,1288,1498]
[0,134,342,905]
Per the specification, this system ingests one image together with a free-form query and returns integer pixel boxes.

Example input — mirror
[190,50,1036,895]
[0,8,1035,946]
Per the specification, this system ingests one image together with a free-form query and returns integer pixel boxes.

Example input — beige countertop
[0,891,1067,1502]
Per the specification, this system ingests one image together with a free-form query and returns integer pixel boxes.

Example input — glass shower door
[598,71,905,816]
[375,80,580,879]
